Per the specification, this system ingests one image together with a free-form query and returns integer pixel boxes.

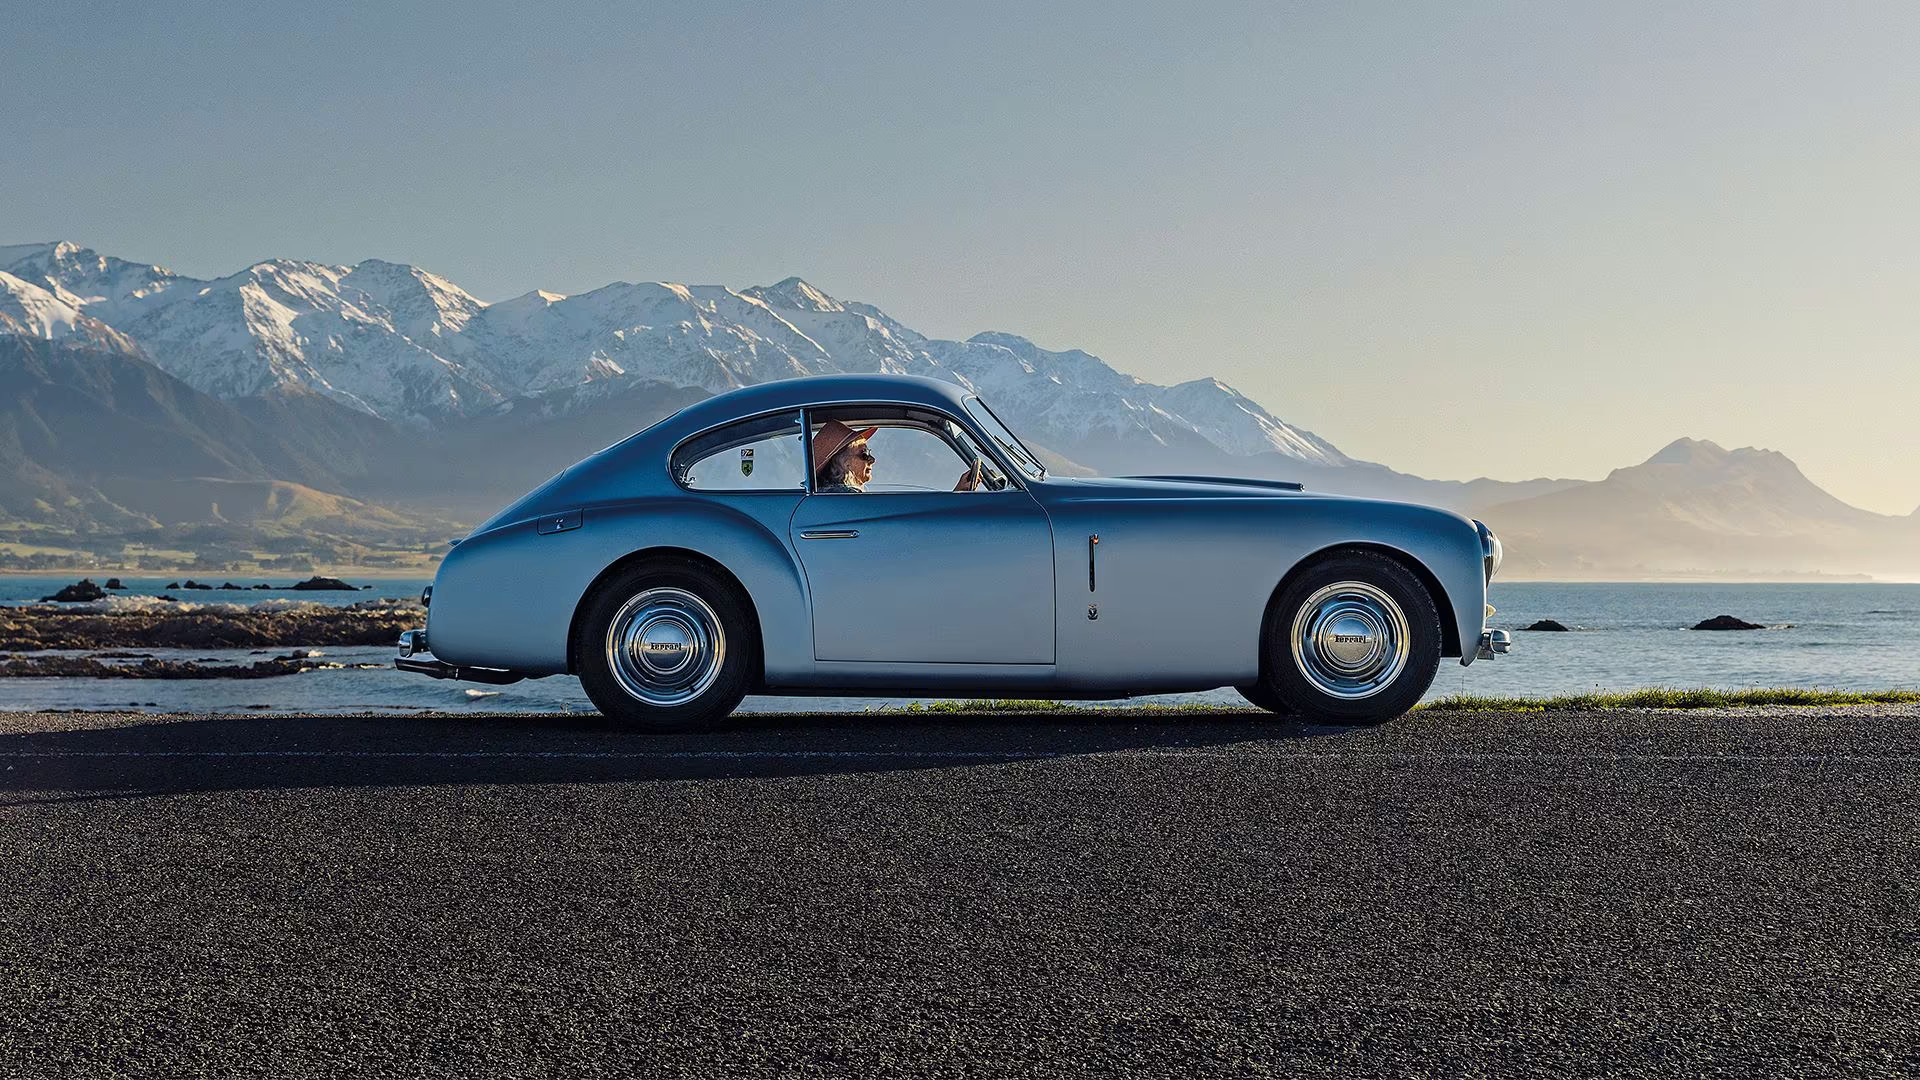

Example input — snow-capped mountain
[0,243,1349,469]
[339,259,486,350]
[0,241,192,325]
[0,271,148,358]
[126,258,510,420]
[0,272,87,339]
[932,333,1351,467]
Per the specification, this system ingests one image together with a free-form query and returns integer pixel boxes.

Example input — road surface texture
[2,705,1916,1079]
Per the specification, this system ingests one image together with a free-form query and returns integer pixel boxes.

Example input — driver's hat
[811,419,878,476]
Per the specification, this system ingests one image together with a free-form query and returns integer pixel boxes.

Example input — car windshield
[964,397,1046,481]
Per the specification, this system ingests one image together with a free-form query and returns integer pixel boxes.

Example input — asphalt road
[2,705,1917,1079]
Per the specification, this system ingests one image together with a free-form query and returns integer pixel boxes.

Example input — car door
[788,425,1055,665]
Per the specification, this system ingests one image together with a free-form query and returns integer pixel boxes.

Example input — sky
[4,1,1917,514]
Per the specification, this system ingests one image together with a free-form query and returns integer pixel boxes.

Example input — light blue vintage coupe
[396,374,1510,728]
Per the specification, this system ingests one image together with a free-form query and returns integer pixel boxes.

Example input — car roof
[659,374,975,438]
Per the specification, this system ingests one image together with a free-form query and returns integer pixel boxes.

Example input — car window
[859,426,1002,493]
[807,408,1011,494]
[672,410,806,492]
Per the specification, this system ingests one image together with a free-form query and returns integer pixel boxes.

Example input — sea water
[1,579,1914,714]
[0,575,423,606]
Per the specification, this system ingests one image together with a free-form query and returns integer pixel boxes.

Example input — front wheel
[574,559,755,732]
[1259,550,1442,725]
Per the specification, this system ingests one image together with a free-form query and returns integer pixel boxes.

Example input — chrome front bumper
[1476,629,1512,661]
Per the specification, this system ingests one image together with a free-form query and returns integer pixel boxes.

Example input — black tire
[1234,681,1293,715]
[1259,550,1442,725]
[574,558,755,732]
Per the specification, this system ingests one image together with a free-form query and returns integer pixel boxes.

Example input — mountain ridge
[0,241,1910,578]
[0,243,1362,479]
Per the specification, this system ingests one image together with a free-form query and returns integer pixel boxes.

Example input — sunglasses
[852,448,875,462]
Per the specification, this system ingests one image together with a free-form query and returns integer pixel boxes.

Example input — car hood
[1036,474,1478,538]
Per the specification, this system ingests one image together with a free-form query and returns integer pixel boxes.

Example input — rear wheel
[1259,550,1441,725]
[574,558,754,732]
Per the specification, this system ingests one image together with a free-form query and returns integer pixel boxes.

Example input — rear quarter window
[671,410,806,492]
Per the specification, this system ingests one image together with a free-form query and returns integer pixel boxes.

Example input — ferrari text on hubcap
[606,587,726,707]
[1290,581,1411,700]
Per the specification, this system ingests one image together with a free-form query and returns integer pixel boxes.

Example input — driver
[811,419,984,493]
[812,420,877,493]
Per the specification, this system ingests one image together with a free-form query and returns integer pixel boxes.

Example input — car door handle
[799,529,860,539]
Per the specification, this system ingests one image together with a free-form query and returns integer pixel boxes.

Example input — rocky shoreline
[0,600,421,652]
[0,651,386,679]
[37,576,370,602]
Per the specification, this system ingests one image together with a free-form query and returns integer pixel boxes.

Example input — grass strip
[1417,687,1920,712]
[868,687,1920,715]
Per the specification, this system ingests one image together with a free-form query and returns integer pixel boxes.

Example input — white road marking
[0,749,1913,763]
[1,749,1051,760]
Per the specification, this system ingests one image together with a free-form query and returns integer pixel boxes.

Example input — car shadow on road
[0,708,1352,804]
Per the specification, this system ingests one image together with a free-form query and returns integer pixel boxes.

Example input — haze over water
[2,581,1913,714]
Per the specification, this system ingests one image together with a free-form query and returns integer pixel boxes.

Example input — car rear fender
[426,496,809,677]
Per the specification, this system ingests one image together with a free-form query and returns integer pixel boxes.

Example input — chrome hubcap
[605,587,725,707]
[1290,581,1410,700]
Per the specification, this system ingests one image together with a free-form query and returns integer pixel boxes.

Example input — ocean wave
[15,595,395,616]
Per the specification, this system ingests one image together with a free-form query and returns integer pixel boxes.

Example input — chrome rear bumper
[393,628,527,685]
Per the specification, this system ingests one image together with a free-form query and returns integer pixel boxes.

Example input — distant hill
[1479,438,1920,579]
[0,324,444,545]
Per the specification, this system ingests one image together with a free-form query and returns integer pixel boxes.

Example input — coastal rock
[1523,619,1570,632]
[251,583,273,590]
[1691,614,1765,631]
[164,582,180,589]
[0,651,356,679]
[0,602,423,651]
[219,582,245,590]
[182,580,213,590]
[104,578,126,590]
[40,579,107,603]
[289,576,360,592]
